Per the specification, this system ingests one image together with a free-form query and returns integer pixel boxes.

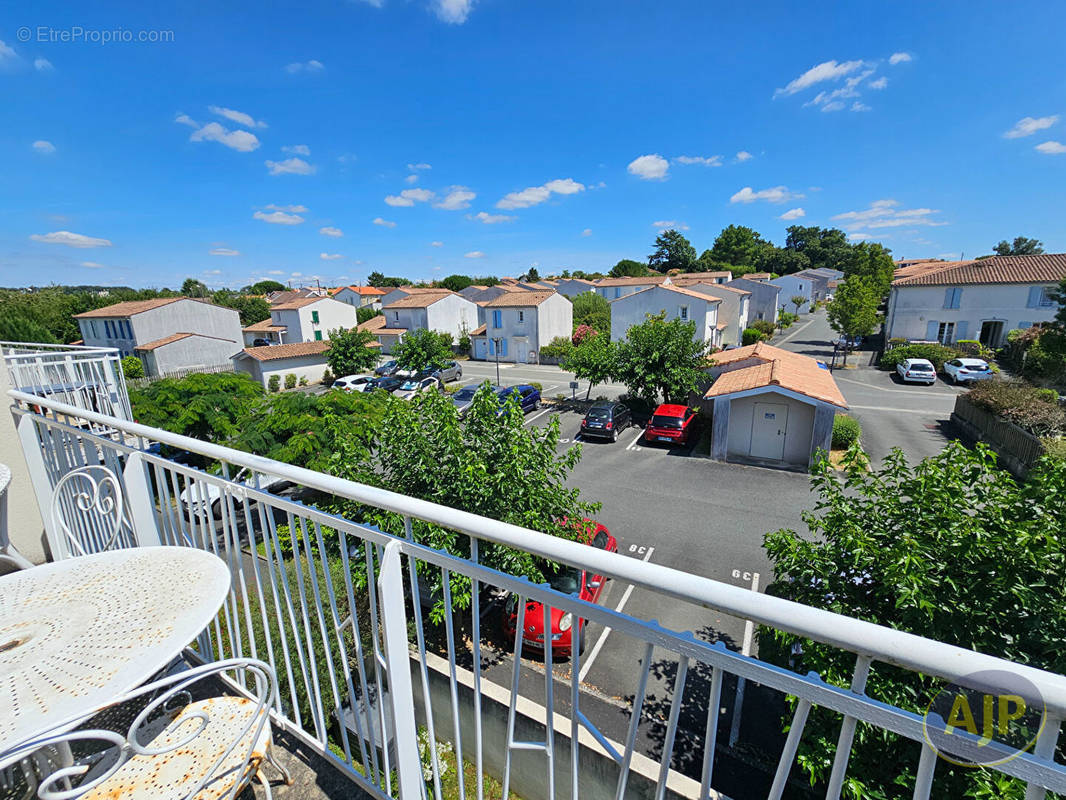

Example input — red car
[644,403,697,445]
[503,521,617,657]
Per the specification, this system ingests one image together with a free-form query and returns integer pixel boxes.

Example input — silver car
[393,376,441,400]
[434,360,463,383]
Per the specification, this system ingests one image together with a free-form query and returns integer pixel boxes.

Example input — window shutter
[925,320,939,341]
[1027,287,1042,308]
[501,338,508,356]
[955,321,968,341]
[488,339,495,356]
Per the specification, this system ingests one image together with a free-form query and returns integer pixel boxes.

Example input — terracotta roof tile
[892,254,1066,287]
[612,284,721,303]
[357,315,387,332]
[238,340,332,362]
[74,297,205,318]
[383,291,455,309]
[595,276,670,287]
[134,332,238,351]
[470,323,487,335]
[333,285,386,296]
[483,291,557,307]
[674,280,751,296]
[704,342,846,408]
[376,327,406,336]
[271,296,336,310]
[242,318,287,332]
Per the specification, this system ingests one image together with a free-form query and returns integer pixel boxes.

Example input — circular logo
[923,669,1046,767]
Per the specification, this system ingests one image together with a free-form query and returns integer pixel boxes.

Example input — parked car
[332,374,375,392]
[251,338,273,347]
[450,384,500,416]
[431,361,463,383]
[943,358,994,384]
[375,360,399,376]
[496,385,541,414]
[393,376,441,400]
[644,404,698,445]
[502,520,617,656]
[580,402,632,442]
[363,375,404,393]
[835,335,862,350]
[179,467,293,520]
[896,358,937,385]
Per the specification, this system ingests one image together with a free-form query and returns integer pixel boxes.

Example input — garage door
[750,402,788,460]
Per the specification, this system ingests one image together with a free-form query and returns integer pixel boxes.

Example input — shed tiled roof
[383,291,455,309]
[375,327,407,336]
[470,323,487,335]
[704,342,846,408]
[242,318,287,333]
[483,291,556,307]
[595,276,670,287]
[357,315,387,332]
[237,340,333,362]
[892,254,1066,287]
[74,297,203,318]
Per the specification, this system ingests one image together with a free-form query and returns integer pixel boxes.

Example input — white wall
[555,280,596,298]
[426,294,480,341]
[769,275,813,314]
[78,300,241,358]
[145,336,240,376]
[595,282,663,301]
[535,294,573,347]
[609,287,719,345]
[234,353,331,388]
[728,278,780,325]
[684,284,749,346]
[726,392,816,466]
[884,282,1056,346]
[275,298,358,343]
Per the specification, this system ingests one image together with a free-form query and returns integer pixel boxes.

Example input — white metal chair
[49,465,135,560]
[0,658,291,800]
[0,463,35,572]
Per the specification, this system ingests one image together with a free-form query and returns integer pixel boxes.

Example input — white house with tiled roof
[469,291,572,363]
[609,285,724,348]
[884,254,1066,347]
[232,340,363,389]
[330,285,386,309]
[554,278,597,298]
[266,296,358,344]
[74,297,242,376]
[671,280,751,346]
[594,275,672,300]
[381,290,478,349]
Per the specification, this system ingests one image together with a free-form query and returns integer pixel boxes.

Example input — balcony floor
[250,728,375,800]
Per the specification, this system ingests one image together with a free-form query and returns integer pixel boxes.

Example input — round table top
[0,546,231,753]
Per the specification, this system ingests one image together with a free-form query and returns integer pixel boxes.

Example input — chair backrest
[50,465,135,560]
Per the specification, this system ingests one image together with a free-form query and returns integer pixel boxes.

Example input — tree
[326,384,599,620]
[561,331,617,400]
[367,271,386,287]
[827,278,880,363]
[783,225,851,273]
[325,327,380,377]
[393,328,454,372]
[842,241,895,298]
[790,295,807,314]
[648,230,697,273]
[181,278,209,298]
[0,314,59,344]
[614,312,710,405]
[440,274,474,292]
[523,266,541,282]
[708,225,766,270]
[609,259,650,278]
[120,356,144,379]
[571,292,611,338]
[213,292,271,326]
[994,236,1044,257]
[244,280,286,294]
[762,442,1066,798]
[356,306,382,325]
[128,372,264,445]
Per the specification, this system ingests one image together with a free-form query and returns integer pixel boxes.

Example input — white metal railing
[2,341,132,426]
[9,388,1066,800]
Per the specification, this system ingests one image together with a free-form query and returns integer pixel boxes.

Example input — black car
[365,375,403,393]
[375,359,399,376]
[580,402,632,441]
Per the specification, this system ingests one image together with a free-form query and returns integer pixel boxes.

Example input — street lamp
[491,337,503,386]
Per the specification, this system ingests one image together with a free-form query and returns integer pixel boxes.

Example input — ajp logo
[923,669,1046,767]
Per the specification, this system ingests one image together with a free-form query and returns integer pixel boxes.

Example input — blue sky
[2,0,1065,289]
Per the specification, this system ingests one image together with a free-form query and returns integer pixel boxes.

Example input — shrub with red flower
[572,324,598,345]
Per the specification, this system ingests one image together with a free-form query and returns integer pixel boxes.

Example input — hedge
[742,328,768,346]
[968,380,1065,437]
[880,343,958,372]
[832,415,862,448]
[540,336,574,360]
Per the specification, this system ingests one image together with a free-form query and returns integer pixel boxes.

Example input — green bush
[322,368,334,386]
[879,343,958,372]
[268,374,280,393]
[458,333,471,355]
[968,380,1066,436]
[120,355,144,379]
[742,327,767,346]
[832,415,862,448]
[284,373,297,390]
[778,312,797,329]
[540,336,574,360]
[1035,388,1059,403]
[751,319,776,337]
[530,382,543,392]
[1043,437,1066,461]
[298,375,308,387]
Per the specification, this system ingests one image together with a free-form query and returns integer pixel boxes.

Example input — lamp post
[491,337,503,386]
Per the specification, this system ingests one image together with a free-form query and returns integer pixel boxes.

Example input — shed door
[750,402,788,460]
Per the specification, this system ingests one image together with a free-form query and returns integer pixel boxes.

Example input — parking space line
[523,408,552,426]
[623,427,644,451]
[579,546,655,682]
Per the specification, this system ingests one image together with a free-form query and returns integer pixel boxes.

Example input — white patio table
[0,546,231,754]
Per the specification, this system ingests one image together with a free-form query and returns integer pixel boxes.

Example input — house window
[937,321,955,344]
[123,320,133,338]
[614,287,622,299]
[314,330,323,341]
[1039,288,1055,307]
[394,311,400,322]
[311,310,320,323]
[104,320,113,338]
[517,310,524,323]
[679,305,689,321]
[944,288,963,309]
[89,321,97,338]
[492,309,503,328]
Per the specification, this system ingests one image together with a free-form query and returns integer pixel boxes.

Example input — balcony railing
[9,387,1066,800]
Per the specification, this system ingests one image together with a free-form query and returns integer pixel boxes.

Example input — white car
[392,376,441,400]
[943,358,993,384]
[896,358,937,385]
[333,374,375,392]
[179,467,293,520]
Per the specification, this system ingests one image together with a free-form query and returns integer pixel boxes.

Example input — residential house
[671,270,733,284]
[356,314,404,354]
[701,342,847,470]
[381,290,479,352]
[241,318,287,347]
[769,273,814,314]
[883,254,1066,347]
[266,287,329,306]
[726,277,781,325]
[792,268,844,302]
[594,275,671,300]
[745,272,772,282]
[554,278,597,298]
[232,340,358,388]
[74,297,242,377]
[460,285,509,306]
[259,296,359,345]
[609,285,723,349]
[470,291,573,363]
[378,286,447,308]
[672,280,751,347]
[330,285,386,309]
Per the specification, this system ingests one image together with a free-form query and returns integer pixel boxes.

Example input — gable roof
[470,323,487,335]
[612,284,721,304]
[483,291,557,307]
[357,315,387,332]
[673,270,733,280]
[746,272,772,280]
[674,280,751,297]
[133,332,236,351]
[595,275,671,287]
[271,296,342,310]
[242,318,288,333]
[892,254,1066,287]
[331,285,386,296]
[728,277,781,293]
[74,297,212,319]
[237,340,333,362]
[704,342,846,408]
[383,291,456,309]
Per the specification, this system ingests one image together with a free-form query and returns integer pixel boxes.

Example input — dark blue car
[496,384,541,414]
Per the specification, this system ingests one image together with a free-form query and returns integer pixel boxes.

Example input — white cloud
[404,174,419,184]
[286,60,325,74]
[848,232,874,241]
[889,52,912,65]
[254,210,304,225]
[821,101,846,112]
[831,199,946,230]
[581,228,592,237]
[469,211,516,224]
[373,217,397,227]
[356,0,384,6]
[852,101,871,112]
[266,157,316,176]
[203,269,222,275]
[174,113,197,128]
[434,0,474,24]
[735,151,753,162]
[0,40,17,60]
[1036,140,1066,155]
[675,155,723,167]
[34,57,53,71]
[408,162,432,171]
[868,77,888,90]
[430,241,444,247]
[320,253,344,260]
[30,230,112,248]
[210,248,240,256]
[266,203,308,213]
[779,208,806,220]
[81,261,106,268]
[434,187,476,210]
[1004,116,1059,139]
[184,119,261,152]
[775,59,865,97]
[627,154,669,180]
[497,177,585,209]
[319,226,343,237]
[32,140,55,154]
[385,188,435,206]
[653,220,689,231]
[282,144,310,155]
[464,250,485,258]
[267,269,286,275]
[209,105,266,129]
[730,185,805,204]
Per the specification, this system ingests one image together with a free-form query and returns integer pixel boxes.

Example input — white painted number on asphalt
[731,569,760,583]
